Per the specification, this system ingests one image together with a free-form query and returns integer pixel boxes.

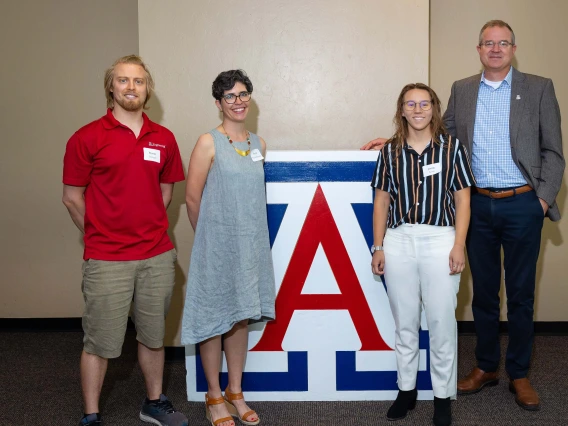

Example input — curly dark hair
[212,69,253,101]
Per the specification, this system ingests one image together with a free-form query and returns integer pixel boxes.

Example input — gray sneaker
[79,413,102,425]
[139,394,188,426]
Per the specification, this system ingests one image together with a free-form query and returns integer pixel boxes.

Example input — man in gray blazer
[362,20,564,411]
[446,20,563,412]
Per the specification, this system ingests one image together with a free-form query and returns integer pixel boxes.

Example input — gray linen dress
[181,129,276,344]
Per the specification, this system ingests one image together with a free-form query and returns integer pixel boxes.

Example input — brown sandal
[224,387,260,425]
[205,393,235,426]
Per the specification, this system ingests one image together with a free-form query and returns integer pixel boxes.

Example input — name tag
[422,162,441,177]
[251,148,264,162]
[143,148,161,163]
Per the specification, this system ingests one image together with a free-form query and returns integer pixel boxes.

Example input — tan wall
[430,0,568,321]
[0,1,139,317]
[138,0,429,344]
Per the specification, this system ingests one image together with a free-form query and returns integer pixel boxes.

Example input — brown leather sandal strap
[224,387,244,401]
[240,409,258,421]
[206,394,227,406]
[213,416,234,426]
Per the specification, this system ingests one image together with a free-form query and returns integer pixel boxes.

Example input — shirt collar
[480,66,513,87]
[101,108,156,134]
[404,139,432,153]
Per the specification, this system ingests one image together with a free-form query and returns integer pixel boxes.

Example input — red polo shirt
[63,109,185,261]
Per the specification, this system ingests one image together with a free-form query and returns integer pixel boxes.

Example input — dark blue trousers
[466,189,544,379]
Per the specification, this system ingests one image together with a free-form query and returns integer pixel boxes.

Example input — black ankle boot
[433,397,452,426]
[386,388,417,421]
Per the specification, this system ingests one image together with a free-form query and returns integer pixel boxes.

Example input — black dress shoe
[433,397,451,426]
[386,388,417,421]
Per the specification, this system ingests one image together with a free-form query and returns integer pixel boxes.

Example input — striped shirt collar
[480,66,513,87]
[403,139,431,153]
[403,135,450,152]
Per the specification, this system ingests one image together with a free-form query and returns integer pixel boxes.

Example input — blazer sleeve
[537,79,564,207]
[443,82,457,138]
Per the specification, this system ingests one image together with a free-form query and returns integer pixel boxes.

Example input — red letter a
[252,185,391,351]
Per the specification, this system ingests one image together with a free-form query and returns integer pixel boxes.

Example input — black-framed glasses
[222,91,251,104]
[479,40,514,49]
[403,100,432,111]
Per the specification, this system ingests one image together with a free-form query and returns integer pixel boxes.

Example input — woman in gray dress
[183,70,276,426]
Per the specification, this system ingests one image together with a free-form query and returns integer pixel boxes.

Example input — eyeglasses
[403,100,432,111]
[222,91,251,104]
[479,40,514,49]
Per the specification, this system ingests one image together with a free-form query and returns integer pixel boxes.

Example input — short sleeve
[160,135,185,183]
[451,140,475,191]
[63,132,93,186]
[370,148,391,192]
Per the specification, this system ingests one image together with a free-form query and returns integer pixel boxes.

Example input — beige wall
[430,0,568,321]
[138,0,429,344]
[139,0,429,153]
[1,0,566,345]
[0,1,139,317]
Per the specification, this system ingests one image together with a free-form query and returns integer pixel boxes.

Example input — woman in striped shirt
[371,83,474,426]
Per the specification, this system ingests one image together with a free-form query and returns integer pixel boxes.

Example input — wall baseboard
[0,317,87,331]
[457,321,568,335]
[0,317,187,361]
[2,318,566,362]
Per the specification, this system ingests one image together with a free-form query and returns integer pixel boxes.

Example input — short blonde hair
[479,20,516,46]
[103,55,155,109]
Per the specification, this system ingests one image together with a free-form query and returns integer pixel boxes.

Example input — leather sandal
[224,387,260,425]
[205,393,235,426]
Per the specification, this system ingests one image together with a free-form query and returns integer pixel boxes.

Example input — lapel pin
[516,95,521,100]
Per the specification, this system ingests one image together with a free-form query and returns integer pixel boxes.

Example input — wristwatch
[370,245,384,254]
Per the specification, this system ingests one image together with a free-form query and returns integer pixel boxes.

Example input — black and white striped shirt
[371,135,475,229]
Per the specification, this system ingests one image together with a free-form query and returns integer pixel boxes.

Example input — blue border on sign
[265,161,376,182]
[196,351,309,392]
[335,330,432,391]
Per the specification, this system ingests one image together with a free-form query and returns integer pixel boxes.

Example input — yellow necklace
[221,125,250,157]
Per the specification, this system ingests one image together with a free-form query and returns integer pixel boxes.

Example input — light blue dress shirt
[472,67,526,188]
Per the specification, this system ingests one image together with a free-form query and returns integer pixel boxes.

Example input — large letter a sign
[185,151,433,401]
[252,184,390,352]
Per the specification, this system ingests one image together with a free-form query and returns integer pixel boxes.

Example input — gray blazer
[443,67,564,221]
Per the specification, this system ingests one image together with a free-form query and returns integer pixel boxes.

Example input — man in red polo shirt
[63,55,188,426]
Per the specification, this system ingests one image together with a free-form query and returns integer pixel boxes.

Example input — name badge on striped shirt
[422,163,442,177]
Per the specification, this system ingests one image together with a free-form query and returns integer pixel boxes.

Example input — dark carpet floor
[0,331,566,425]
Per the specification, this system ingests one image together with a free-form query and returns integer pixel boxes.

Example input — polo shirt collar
[480,66,513,87]
[101,108,157,135]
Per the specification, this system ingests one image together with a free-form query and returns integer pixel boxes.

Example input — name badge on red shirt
[143,147,161,163]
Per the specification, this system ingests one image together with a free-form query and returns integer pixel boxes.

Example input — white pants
[384,224,460,398]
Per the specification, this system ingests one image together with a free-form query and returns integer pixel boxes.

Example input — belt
[474,184,533,199]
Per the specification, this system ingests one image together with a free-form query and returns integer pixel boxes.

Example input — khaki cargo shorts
[81,249,177,358]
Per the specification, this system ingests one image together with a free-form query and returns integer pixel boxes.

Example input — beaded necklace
[221,125,250,157]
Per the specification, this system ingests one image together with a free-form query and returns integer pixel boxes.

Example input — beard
[114,92,145,112]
